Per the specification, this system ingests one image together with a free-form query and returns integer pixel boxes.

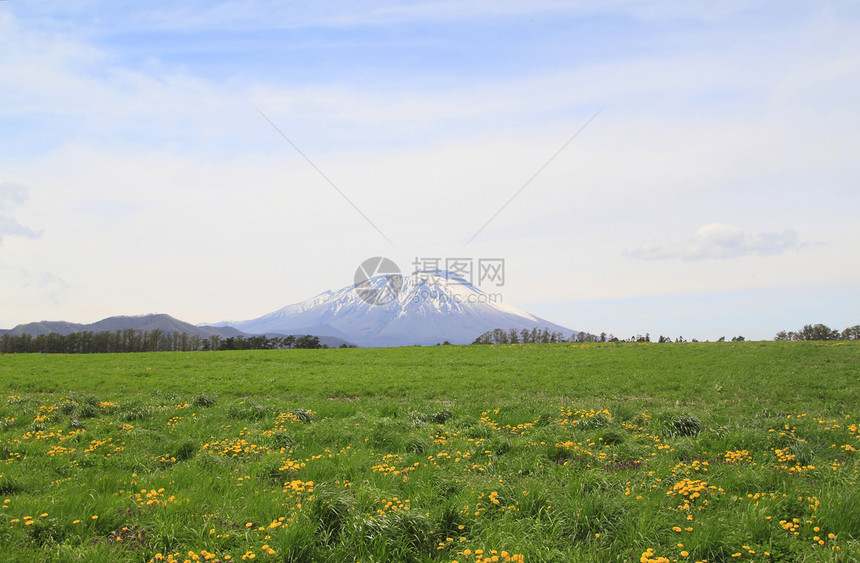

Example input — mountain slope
[216,270,574,347]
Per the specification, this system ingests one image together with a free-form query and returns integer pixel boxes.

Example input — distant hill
[8,320,82,336]
[6,314,356,348]
[8,314,245,340]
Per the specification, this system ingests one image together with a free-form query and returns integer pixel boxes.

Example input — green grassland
[0,342,858,562]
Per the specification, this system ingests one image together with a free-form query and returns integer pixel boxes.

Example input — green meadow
[0,342,858,562]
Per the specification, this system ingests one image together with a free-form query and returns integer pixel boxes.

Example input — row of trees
[608,334,745,343]
[473,323,860,346]
[0,330,332,354]
[472,328,618,344]
[210,334,325,350]
[472,328,587,345]
[774,323,860,341]
[471,329,748,345]
[5,322,854,353]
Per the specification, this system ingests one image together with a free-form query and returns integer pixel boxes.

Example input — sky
[1,0,859,341]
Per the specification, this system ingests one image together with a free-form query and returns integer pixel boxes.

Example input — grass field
[1,342,858,562]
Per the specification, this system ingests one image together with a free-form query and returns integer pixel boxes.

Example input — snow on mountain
[215,270,575,347]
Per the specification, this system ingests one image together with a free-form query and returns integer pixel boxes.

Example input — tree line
[472,329,746,345]
[774,323,860,341]
[472,328,584,345]
[473,323,860,346]
[0,330,340,354]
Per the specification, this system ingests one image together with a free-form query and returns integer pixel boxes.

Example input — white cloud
[0,182,28,207]
[627,224,802,261]
[0,183,40,244]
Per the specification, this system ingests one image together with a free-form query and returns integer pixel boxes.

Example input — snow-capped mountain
[214,270,574,347]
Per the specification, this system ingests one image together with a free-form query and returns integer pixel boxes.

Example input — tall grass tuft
[192,393,216,408]
[227,402,268,420]
[664,413,704,437]
[308,482,357,544]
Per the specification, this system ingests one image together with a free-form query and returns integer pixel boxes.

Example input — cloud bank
[628,224,802,261]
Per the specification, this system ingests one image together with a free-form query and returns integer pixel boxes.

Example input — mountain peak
[220,271,574,347]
